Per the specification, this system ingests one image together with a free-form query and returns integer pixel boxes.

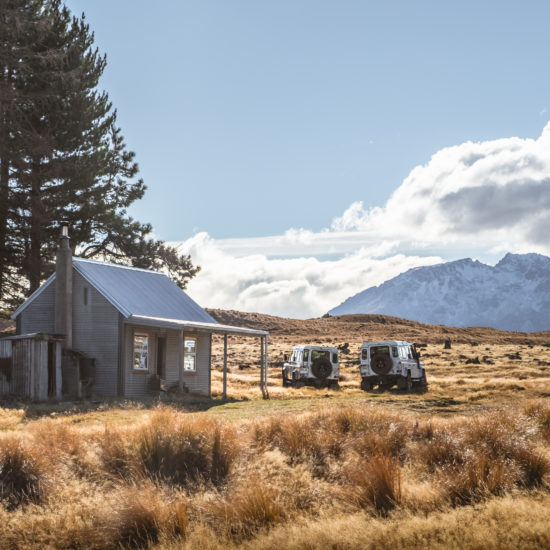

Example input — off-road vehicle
[282,345,340,389]
[359,340,427,392]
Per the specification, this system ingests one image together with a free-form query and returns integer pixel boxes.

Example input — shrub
[0,436,49,510]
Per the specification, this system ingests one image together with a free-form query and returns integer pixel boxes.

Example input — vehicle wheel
[417,370,428,393]
[370,354,392,375]
[282,369,289,387]
[311,357,332,380]
[329,380,340,390]
[294,380,305,389]
[360,378,372,392]
[406,371,412,392]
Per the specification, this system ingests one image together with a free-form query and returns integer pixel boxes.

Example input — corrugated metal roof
[126,314,268,336]
[13,257,218,325]
[73,258,217,323]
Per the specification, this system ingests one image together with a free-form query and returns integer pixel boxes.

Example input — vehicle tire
[329,380,340,390]
[282,369,289,387]
[370,354,392,375]
[360,378,372,391]
[294,380,304,389]
[418,370,428,393]
[311,357,332,380]
[405,371,412,392]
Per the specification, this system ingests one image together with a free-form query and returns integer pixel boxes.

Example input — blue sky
[64,1,550,317]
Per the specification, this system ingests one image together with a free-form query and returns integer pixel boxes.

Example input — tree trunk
[29,161,45,293]
[0,69,10,301]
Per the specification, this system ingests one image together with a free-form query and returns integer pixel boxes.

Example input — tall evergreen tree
[0,0,199,309]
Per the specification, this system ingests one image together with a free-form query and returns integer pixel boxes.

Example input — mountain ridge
[328,253,550,332]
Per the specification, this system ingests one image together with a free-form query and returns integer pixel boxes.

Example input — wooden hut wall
[0,339,13,395]
[0,337,60,400]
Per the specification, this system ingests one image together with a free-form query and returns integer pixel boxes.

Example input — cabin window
[303,349,309,363]
[361,348,368,360]
[184,338,197,372]
[133,333,149,371]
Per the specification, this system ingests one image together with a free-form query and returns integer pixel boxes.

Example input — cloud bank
[173,123,550,318]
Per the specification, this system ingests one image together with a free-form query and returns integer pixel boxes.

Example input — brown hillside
[207,309,550,345]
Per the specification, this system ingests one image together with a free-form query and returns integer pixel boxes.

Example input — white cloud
[331,122,550,255]
[172,123,550,318]
[175,233,441,318]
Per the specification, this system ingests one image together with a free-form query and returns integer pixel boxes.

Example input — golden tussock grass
[0,402,549,548]
[1,311,550,548]
[99,408,240,487]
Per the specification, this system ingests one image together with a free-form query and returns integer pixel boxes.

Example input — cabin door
[157,337,166,379]
[47,342,56,397]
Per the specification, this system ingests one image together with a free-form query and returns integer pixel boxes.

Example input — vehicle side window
[303,349,309,363]
[361,348,368,360]
[332,353,338,363]
[392,347,398,357]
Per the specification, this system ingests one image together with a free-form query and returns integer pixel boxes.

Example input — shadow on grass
[0,393,250,421]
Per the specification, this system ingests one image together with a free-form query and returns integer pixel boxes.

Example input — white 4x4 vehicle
[282,345,340,389]
[359,341,427,392]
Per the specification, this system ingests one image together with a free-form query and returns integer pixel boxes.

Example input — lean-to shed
[5,228,269,399]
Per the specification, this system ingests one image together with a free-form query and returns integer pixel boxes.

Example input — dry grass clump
[412,411,550,503]
[0,483,188,550]
[95,485,188,549]
[1,397,550,549]
[100,408,239,487]
[442,456,515,505]
[0,436,49,510]
[344,453,402,514]
[524,399,550,441]
[252,406,411,478]
[203,477,287,540]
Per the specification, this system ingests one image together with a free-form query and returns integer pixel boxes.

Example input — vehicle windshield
[289,350,302,363]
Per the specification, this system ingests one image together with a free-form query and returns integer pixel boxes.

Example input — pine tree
[0,0,199,309]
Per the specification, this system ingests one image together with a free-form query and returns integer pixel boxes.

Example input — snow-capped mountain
[328,253,550,332]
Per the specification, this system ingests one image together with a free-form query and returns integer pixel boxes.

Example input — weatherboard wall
[183,332,211,396]
[72,271,119,396]
[18,282,56,334]
[123,326,211,397]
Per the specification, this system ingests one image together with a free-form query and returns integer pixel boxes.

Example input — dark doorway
[47,342,56,397]
[157,337,166,379]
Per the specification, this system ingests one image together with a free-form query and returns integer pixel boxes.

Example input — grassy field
[1,311,550,549]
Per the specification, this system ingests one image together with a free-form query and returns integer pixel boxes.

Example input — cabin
[1,227,269,400]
